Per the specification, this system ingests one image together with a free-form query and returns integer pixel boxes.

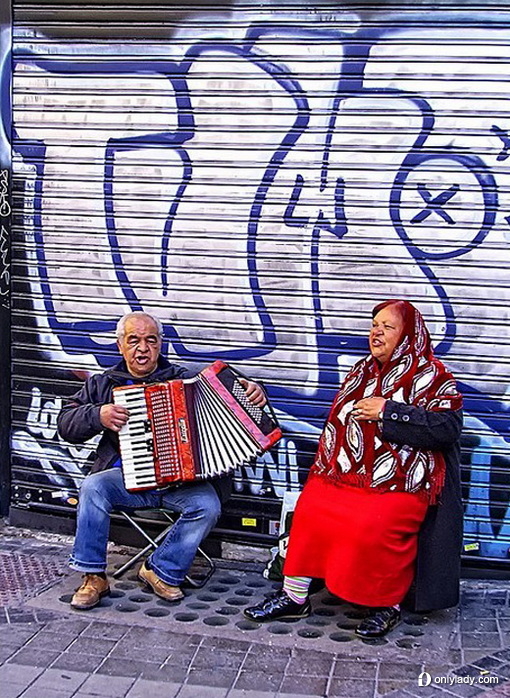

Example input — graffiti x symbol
[411,183,460,225]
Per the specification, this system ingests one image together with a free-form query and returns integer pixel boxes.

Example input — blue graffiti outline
[12,47,309,363]
[492,124,510,162]
[390,150,498,355]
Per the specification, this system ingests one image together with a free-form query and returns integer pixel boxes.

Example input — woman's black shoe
[355,606,401,637]
[244,590,311,622]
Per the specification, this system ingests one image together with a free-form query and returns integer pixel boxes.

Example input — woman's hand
[352,397,387,421]
[239,379,267,407]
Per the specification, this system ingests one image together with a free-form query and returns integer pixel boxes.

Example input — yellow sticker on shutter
[242,518,257,527]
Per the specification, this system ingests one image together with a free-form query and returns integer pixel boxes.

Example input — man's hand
[352,397,387,422]
[239,379,267,407]
[100,404,130,432]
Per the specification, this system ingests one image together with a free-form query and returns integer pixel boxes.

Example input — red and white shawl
[311,300,463,503]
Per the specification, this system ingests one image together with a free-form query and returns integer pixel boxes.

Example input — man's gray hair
[116,311,164,341]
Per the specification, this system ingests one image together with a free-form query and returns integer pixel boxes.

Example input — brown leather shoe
[138,562,184,602]
[71,574,110,610]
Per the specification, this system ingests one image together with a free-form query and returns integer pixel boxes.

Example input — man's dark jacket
[57,357,232,503]
[382,400,464,613]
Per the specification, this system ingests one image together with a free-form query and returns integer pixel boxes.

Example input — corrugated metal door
[9,2,510,561]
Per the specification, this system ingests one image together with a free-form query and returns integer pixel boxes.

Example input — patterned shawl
[311,300,463,503]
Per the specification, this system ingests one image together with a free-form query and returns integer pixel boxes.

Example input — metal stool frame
[112,509,215,588]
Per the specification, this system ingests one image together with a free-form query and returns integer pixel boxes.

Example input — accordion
[113,360,282,492]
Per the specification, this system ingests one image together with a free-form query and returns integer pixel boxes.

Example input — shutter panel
[10,2,510,561]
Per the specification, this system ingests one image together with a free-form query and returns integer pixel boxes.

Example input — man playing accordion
[58,311,266,610]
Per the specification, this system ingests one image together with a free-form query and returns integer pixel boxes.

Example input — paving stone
[44,619,91,636]
[435,682,482,697]
[124,626,198,648]
[8,648,62,668]
[464,650,494,665]
[191,647,244,670]
[242,647,291,673]
[125,678,181,698]
[50,652,105,674]
[80,622,131,641]
[461,620,500,633]
[96,657,161,678]
[234,671,282,693]
[6,611,40,624]
[186,667,239,688]
[279,674,328,696]
[78,673,136,697]
[462,634,503,650]
[34,610,66,624]
[332,660,378,679]
[166,647,200,668]
[286,648,335,677]
[201,636,252,653]
[2,682,30,698]
[25,631,76,652]
[0,645,19,662]
[471,656,507,672]
[328,677,376,697]
[379,662,424,680]
[378,678,412,694]
[227,690,276,698]
[10,687,73,698]
[29,668,88,692]
[149,663,189,683]
[0,663,45,685]
[399,683,449,698]
[461,608,497,619]
[109,642,169,663]
[0,625,41,647]
[66,636,118,656]
[179,686,228,698]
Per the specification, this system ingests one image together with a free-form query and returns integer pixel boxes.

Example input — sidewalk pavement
[1,521,510,698]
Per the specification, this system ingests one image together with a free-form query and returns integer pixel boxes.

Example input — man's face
[117,316,162,378]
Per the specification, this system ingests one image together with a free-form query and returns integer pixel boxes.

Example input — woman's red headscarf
[311,300,463,502]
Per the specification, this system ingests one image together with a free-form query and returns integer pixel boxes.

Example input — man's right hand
[100,404,130,432]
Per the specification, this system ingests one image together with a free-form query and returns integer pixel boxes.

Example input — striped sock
[283,576,312,604]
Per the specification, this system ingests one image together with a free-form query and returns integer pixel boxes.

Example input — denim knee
[78,472,112,511]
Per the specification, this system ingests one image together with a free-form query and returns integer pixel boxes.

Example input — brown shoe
[138,562,184,602]
[71,574,110,610]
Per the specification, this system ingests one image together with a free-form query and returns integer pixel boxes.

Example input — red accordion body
[113,361,282,492]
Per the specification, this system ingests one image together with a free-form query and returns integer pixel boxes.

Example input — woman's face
[369,305,405,364]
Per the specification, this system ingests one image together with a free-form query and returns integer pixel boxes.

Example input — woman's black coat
[382,400,464,612]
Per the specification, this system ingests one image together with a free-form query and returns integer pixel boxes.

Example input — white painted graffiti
[0,169,10,217]
[0,224,8,304]
[12,387,98,499]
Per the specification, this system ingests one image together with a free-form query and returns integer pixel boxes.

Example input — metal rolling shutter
[9,2,510,560]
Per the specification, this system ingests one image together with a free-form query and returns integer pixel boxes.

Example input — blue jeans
[70,467,221,586]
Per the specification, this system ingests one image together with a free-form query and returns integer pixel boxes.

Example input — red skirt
[283,475,429,607]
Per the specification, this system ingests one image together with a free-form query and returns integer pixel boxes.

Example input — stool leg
[112,512,166,578]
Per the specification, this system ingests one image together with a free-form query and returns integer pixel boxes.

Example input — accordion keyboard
[114,386,159,490]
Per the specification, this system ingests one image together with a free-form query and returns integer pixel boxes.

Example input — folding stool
[111,508,215,588]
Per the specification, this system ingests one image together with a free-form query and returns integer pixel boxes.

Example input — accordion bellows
[113,360,282,492]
